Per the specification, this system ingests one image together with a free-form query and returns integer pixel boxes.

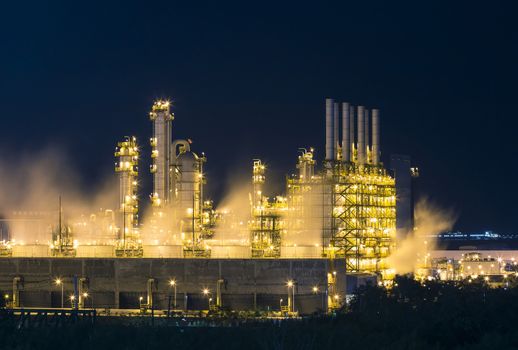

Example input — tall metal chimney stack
[365,109,370,163]
[357,106,365,165]
[341,102,350,162]
[349,105,355,162]
[325,98,335,161]
[333,102,339,159]
[372,108,380,165]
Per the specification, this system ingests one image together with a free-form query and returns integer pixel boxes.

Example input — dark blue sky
[0,1,516,233]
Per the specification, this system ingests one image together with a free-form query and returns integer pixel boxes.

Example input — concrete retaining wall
[0,258,334,314]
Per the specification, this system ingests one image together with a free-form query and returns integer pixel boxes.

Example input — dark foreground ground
[2,276,518,350]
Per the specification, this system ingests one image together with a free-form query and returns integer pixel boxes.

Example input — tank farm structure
[0,98,396,315]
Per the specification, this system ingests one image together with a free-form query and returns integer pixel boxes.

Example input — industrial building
[0,98,398,313]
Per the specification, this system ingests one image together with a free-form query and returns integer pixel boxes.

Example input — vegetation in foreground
[2,276,518,349]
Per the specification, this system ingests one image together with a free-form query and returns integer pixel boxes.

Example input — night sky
[1,1,516,233]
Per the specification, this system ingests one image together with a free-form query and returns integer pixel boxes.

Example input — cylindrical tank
[142,245,183,258]
[11,244,50,257]
[210,245,251,258]
[76,245,115,258]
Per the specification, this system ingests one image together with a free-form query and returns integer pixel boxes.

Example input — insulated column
[325,98,335,161]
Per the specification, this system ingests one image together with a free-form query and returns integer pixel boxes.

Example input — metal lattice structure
[250,160,287,258]
[329,164,396,274]
[114,136,142,256]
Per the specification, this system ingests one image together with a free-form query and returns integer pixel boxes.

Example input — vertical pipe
[372,109,380,165]
[364,109,370,163]
[342,102,350,162]
[357,106,365,165]
[73,275,78,310]
[333,102,339,159]
[325,98,335,161]
[349,106,355,162]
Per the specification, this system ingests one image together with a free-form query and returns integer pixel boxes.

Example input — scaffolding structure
[327,163,396,274]
[250,160,287,258]
[51,197,76,257]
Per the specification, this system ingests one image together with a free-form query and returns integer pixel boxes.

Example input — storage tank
[210,245,251,258]
[143,245,183,258]
[12,244,50,257]
[76,245,115,258]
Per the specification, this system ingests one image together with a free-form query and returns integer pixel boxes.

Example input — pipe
[341,102,350,162]
[372,109,380,165]
[365,109,370,163]
[333,102,339,159]
[357,106,365,165]
[349,105,355,162]
[325,98,335,160]
[172,139,191,159]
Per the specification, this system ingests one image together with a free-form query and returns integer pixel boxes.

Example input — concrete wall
[0,258,331,314]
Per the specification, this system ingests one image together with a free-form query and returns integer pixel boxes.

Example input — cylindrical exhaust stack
[349,105,355,162]
[357,106,365,165]
[333,102,339,159]
[364,109,370,163]
[341,102,350,162]
[372,108,380,165]
[325,98,335,161]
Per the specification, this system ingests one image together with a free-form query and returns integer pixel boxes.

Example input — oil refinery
[0,97,409,314]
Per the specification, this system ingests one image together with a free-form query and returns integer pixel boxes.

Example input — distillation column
[115,136,141,255]
[149,100,174,209]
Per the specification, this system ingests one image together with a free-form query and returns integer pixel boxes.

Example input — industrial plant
[0,98,403,314]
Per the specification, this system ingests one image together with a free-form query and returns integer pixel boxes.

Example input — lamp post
[82,292,89,309]
[55,278,64,308]
[287,280,294,313]
[70,295,75,308]
[169,280,177,310]
[313,285,324,311]
[279,298,283,311]
[202,288,210,310]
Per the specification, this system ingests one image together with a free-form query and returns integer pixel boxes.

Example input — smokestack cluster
[324,98,381,165]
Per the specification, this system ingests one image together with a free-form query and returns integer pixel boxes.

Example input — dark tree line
[1,276,518,349]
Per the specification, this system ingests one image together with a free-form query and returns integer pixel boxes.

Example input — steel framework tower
[115,136,141,256]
